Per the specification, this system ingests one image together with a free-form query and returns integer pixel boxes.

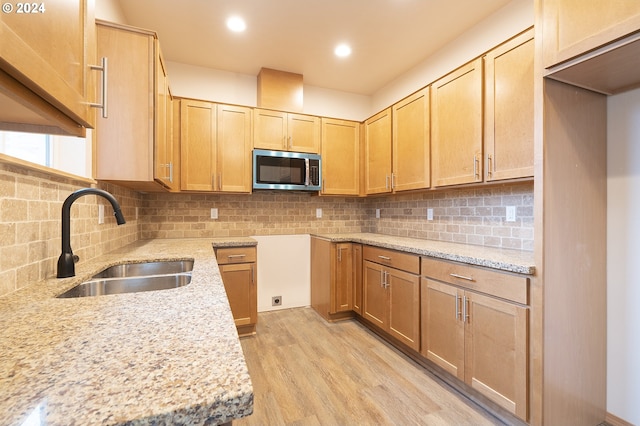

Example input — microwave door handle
[305,158,310,186]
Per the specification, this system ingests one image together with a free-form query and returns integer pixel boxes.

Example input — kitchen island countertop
[312,232,535,275]
[0,238,253,426]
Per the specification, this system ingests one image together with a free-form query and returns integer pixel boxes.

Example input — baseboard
[605,412,634,426]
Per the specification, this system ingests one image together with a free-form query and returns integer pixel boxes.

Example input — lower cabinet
[215,246,257,336]
[421,257,529,421]
[362,246,420,351]
[310,237,360,321]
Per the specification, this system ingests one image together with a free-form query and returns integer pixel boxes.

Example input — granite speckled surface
[312,232,535,275]
[211,237,257,248]
[0,239,253,426]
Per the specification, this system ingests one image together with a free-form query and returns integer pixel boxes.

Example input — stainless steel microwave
[253,149,322,191]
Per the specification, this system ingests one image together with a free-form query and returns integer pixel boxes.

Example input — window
[0,130,91,177]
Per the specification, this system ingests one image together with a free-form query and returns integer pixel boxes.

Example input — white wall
[95,0,127,23]
[607,88,640,425]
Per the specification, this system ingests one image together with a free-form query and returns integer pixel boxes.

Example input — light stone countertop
[311,232,535,275]
[0,238,253,426]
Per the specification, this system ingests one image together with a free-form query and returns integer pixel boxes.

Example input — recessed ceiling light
[334,43,352,58]
[226,16,246,33]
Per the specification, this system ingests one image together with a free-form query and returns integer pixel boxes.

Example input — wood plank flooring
[235,307,504,426]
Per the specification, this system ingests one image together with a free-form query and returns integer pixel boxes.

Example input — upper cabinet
[254,109,320,153]
[180,100,252,193]
[431,58,483,187]
[363,108,392,195]
[0,0,98,136]
[94,21,175,191]
[484,29,534,182]
[392,88,430,192]
[542,0,640,68]
[543,0,640,95]
[321,118,360,196]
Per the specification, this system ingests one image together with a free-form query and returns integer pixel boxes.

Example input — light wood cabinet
[484,29,534,181]
[321,118,360,195]
[95,21,175,191]
[542,0,640,69]
[392,88,430,191]
[421,257,529,421]
[362,246,420,351]
[253,109,320,153]
[364,108,392,195]
[310,237,357,322]
[180,101,252,193]
[352,244,363,316]
[215,246,258,336]
[431,58,483,187]
[0,0,97,136]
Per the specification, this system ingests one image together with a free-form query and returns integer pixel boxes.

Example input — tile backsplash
[1,157,533,297]
[0,162,141,296]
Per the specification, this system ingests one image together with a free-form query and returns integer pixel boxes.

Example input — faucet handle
[73,255,79,263]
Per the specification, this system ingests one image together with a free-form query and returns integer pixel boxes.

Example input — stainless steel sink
[91,260,194,278]
[57,260,194,298]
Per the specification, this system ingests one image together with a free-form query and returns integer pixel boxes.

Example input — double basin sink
[57,260,194,298]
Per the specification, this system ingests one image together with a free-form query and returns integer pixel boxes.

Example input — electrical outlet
[210,208,218,219]
[316,208,322,218]
[98,205,105,224]
[376,208,380,219]
[272,296,282,306]
[506,206,516,222]
[427,208,434,221]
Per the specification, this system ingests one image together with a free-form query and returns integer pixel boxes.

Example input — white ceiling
[118,0,514,95]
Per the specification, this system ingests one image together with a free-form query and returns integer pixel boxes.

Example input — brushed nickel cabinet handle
[450,273,474,282]
[89,57,108,118]
[378,255,391,261]
[227,254,246,259]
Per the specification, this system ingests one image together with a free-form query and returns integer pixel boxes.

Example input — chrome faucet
[57,188,126,278]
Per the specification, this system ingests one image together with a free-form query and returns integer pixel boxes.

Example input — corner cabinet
[215,246,258,337]
[180,100,252,193]
[95,20,176,191]
[363,108,392,195]
[362,246,420,351]
[310,237,359,322]
[484,28,534,181]
[421,257,529,421]
[253,109,320,154]
[0,0,97,136]
[431,58,483,187]
[321,118,360,196]
[392,87,431,191]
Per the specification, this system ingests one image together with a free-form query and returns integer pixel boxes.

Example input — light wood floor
[235,307,503,426]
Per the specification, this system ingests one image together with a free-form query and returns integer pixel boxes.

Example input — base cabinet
[310,237,358,322]
[362,247,420,351]
[215,246,257,336]
[421,258,529,421]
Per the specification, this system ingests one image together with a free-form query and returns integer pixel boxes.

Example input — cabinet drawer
[215,247,257,264]
[421,257,528,305]
[363,246,420,274]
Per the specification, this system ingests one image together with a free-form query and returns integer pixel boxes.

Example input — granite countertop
[311,232,535,275]
[0,238,253,426]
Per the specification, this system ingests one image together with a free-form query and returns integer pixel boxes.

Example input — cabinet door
[431,58,483,187]
[364,108,392,195]
[96,23,154,181]
[288,113,321,153]
[352,244,363,315]
[0,0,95,129]
[421,278,464,380]
[253,109,287,150]
[362,261,387,328]
[543,0,640,68]
[321,118,360,195]
[484,30,534,181]
[154,48,174,188]
[465,291,528,419]
[180,100,216,191]
[217,104,252,193]
[392,88,430,192]
[332,243,353,313]
[219,262,257,327]
[387,268,420,351]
